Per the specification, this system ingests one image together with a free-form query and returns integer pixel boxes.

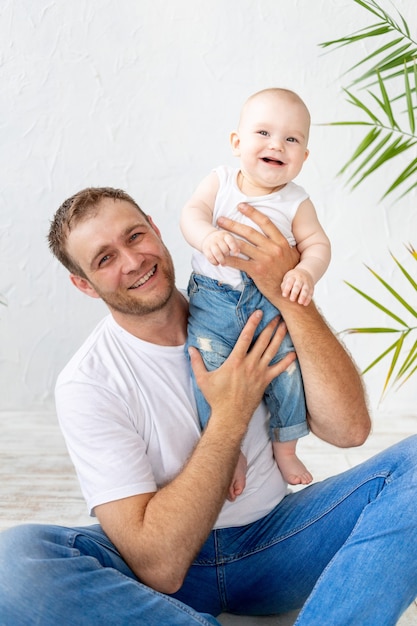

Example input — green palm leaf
[344,327,405,334]
[384,157,417,199]
[390,252,417,291]
[320,0,416,87]
[344,281,409,326]
[320,1,417,394]
[360,335,402,375]
[405,62,416,134]
[343,245,417,395]
[382,332,408,393]
[375,72,397,127]
[352,43,416,88]
[364,264,417,319]
[396,362,417,389]
[337,127,384,176]
[319,0,417,201]
[396,339,417,380]
[361,139,416,192]
[342,131,390,182]
[343,88,382,123]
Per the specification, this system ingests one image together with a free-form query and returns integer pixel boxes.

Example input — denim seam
[68,530,216,625]
[293,472,391,626]
[201,471,390,565]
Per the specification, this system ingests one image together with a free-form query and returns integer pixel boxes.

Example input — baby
[181,88,331,499]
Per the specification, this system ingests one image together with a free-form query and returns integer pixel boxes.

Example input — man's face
[66,198,176,317]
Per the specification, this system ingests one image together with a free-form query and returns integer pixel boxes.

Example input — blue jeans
[2,436,417,625]
[186,273,308,442]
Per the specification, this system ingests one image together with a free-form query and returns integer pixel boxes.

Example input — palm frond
[383,157,417,199]
[405,61,416,133]
[343,246,417,395]
[340,131,389,181]
[360,336,402,377]
[381,331,408,393]
[395,339,417,380]
[351,136,417,192]
[325,2,417,396]
[375,72,398,127]
[396,361,417,389]
[350,42,416,89]
[390,252,417,292]
[319,0,417,201]
[364,264,417,319]
[405,243,417,260]
[344,280,409,326]
[319,0,416,87]
[343,87,382,123]
[343,327,405,334]
[324,75,417,199]
[337,127,385,177]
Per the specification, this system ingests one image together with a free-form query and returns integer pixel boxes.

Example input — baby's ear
[230,131,241,156]
[303,148,310,162]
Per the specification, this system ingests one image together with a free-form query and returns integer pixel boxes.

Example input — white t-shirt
[191,165,309,289]
[56,314,289,528]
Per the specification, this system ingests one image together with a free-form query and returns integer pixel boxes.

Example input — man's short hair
[48,187,147,277]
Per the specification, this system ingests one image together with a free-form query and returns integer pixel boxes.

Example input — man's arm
[95,314,295,594]
[218,203,371,448]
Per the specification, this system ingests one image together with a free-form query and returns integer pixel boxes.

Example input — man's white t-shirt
[56,314,289,529]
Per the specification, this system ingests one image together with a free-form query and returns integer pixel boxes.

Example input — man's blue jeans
[1,436,417,625]
[187,273,308,442]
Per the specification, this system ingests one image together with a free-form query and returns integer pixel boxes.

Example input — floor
[1,410,417,624]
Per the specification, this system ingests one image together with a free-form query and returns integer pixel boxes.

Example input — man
[1,187,416,625]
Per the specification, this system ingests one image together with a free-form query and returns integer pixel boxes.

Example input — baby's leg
[272,439,313,485]
[227,451,247,501]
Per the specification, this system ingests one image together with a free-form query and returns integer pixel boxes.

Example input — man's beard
[90,258,176,317]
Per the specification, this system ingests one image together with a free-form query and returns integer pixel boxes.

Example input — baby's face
[230,91,310,196]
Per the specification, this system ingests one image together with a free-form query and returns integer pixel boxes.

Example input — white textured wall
[1,0,416,418]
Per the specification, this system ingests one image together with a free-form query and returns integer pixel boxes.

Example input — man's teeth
[130,266,156,288]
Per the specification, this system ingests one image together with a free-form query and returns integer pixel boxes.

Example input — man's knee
[0,523,38,558]
[0,523,70,562]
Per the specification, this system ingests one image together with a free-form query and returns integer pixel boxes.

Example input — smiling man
[51,190,180,329]
[1,187,417,625]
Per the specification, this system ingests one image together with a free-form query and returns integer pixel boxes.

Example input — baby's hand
[202,230,240,265]
[281,268,314,306]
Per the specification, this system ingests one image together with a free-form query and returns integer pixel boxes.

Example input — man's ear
[70,274,100,299]
[230,131,241,156]
[147,215,161,239]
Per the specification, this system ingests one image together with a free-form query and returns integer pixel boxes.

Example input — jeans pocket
[187,273,198,297]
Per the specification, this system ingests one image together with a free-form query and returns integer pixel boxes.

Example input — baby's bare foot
[227,452,247,501]
[277,454,313,485]
[272,441,313,485]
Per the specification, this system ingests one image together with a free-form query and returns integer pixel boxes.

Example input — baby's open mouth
[262,157,284,166]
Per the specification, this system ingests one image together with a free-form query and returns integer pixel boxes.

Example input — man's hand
[217,203,300,303]
[189,311,295,428]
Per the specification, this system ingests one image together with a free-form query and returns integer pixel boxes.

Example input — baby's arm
[281,198,331,306]
[181,172,240,265]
